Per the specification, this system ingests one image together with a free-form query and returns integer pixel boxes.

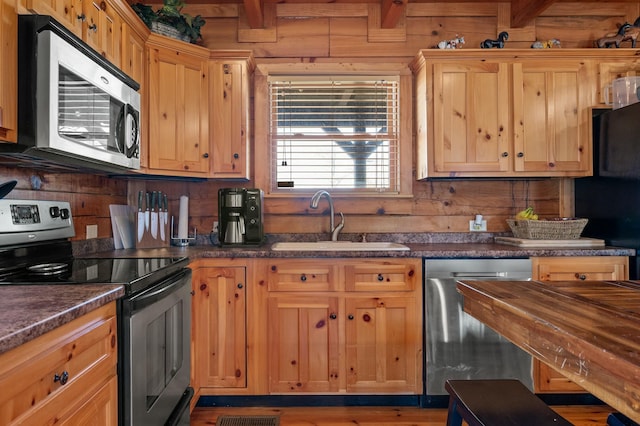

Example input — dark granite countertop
[0,285,124,355]
[88,241,636,260]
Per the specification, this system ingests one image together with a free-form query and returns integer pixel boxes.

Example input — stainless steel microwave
[12,15,141,172]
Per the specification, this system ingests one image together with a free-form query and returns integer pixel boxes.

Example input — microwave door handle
[124,104,139,158]
[115,103,126,154]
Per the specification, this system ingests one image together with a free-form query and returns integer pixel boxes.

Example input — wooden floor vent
[216,415,280,426]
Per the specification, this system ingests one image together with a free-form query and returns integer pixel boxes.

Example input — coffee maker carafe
[218,188,264,246]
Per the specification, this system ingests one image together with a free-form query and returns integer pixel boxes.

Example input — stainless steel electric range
[0,199,193,426]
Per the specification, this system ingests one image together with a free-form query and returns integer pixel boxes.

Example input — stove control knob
[49,206,60,218]
[60,208,70,220]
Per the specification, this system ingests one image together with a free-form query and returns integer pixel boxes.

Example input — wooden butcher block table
[456,279,640,422]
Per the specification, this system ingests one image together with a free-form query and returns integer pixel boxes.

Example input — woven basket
[506,218,588,240]
[151,22,191,43]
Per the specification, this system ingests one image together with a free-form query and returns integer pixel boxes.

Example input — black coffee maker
[218,188,264,246]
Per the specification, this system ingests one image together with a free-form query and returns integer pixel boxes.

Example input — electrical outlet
[86,224,98,239]
[469,220,487,232]
[213,221,219,232]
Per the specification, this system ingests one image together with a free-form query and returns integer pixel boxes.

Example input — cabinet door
[23,0,83,37]
[513,61,591,176]
[432,61,510,174]
[121,21,145,85]
[268,295,340,393]
[83,0,121,67]
[0,0,17,143]
[345,296,420,393]
[210,60,250,179]
[0,303,117,425]
[194,267,247,388]
[59,375,117,425]
[147,41,210,174]
[597,60,640,105]
[531,256,628,393]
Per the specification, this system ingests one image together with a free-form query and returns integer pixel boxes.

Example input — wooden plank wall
[5,2,638,242]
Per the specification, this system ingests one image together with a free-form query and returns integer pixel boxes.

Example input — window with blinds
[268,76,400,193]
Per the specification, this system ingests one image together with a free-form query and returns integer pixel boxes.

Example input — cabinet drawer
[267,260,338,291]
[345,260,418,292]
[532,256,628,281]
[0,303,117,425]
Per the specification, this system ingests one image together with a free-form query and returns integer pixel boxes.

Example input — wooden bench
[444,379,573,426]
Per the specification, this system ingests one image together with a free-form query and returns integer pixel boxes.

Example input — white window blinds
[268,76,400,193]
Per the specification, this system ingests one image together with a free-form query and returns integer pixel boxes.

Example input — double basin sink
[271,241,410,251]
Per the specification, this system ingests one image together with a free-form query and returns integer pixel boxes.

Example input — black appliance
[595,102,640,179]
[0,199,193,425]
[218,187,264,246]
[574,108,640,279]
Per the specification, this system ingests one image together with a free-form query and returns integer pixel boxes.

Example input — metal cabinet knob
[300,274,307,282]
[517,152,524,158]
[329,313,337,320]
[237,283,243,289]
[88,23,97,32]
[377,274,384,281]
[203,153,209,158]
[77,13,86,21]
[54,371,69,385]
[348,314,354,320]
[501,152,509,157]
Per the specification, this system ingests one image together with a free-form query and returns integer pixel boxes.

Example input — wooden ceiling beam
[243,0,264,28]
[380,0,407,29]
[510,0,555,28]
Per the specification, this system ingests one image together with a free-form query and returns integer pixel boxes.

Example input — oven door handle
[129,269,190,312]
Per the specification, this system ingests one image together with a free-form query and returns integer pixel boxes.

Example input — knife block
[134,212,170,248]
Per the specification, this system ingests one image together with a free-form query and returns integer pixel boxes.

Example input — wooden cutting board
[495,236,605,248]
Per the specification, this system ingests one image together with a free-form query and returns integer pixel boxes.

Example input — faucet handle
[332,212,345,241]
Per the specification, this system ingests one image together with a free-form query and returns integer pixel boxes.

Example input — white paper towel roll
[178,196,189,239]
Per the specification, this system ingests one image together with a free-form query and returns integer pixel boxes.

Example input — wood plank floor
[191,405,613,425]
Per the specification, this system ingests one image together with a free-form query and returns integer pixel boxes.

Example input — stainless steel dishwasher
[424,258,534,399]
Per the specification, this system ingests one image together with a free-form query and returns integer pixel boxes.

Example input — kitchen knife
[163,194,168,225]
[137,191,145,242]
[151,191,158,239]
[145,192,150,231]
[159,193,166,241]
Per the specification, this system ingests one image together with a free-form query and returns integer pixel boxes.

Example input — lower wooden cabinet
[265,258,422,395]
[192,262,247,391]
[531,256,629,393]
[0,302,118,425]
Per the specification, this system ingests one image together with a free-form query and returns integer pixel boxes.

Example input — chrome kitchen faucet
[310,190,344,241]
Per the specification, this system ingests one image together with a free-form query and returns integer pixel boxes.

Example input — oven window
[145,299,184,409]
[57,65,123,153]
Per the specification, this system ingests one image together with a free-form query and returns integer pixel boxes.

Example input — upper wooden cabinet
[24,0,121,66]
[209,52,254,180]
[82,0,121,67]
[412,50,594,178]
[146,34,210,176]
[0,0,17,143]
[21,0,83,36]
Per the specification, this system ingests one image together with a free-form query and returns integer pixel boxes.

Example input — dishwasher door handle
[452,272,508,278]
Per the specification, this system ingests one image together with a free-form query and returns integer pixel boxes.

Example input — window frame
[254,61,414,200]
